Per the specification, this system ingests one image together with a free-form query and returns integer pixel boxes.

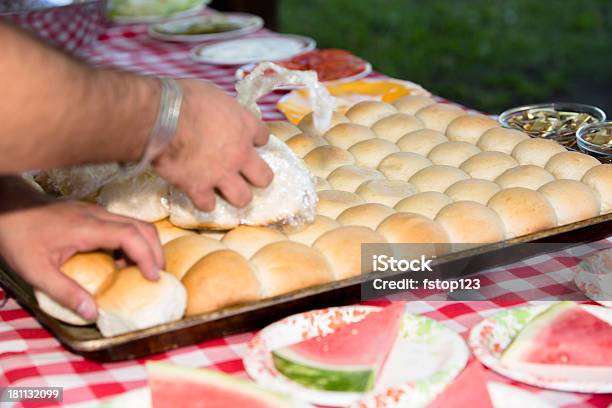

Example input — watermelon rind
[501,301,575,364]
[146,362,293,407]
[271,350,375,392]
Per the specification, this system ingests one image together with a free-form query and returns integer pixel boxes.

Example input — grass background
[278,0,611,115]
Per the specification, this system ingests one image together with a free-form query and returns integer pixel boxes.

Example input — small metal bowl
[499,102,606,147]
[0,1,106,54]
[576,121,612,163]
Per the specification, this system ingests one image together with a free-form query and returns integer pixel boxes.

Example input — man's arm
[0,22,158,173]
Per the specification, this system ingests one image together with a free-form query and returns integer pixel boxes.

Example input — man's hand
[0,196,163,320]
[153,79,273,211]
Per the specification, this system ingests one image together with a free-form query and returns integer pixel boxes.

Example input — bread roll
[182,250,260,315]
[409,165,470,193]
[163,235,226,280]
[392,95,436,114]
[396,129,449,156]
[371,113,425,143]
[336,203,396,229]
[446,114,499,144]
[316,190,365,218]
[154,219,196,245]
[251,241,333,297]
[538,180,600,226]
[459,151,518,181]
[303,145,355,178]
[345,101,397,127]
[97,170,169,222]
[582,164,612,213]
[477,127,530,154]
[285,133,327,157]
[266,120,301,141]
[221,225,286,258]
[394,191,452,219]
[377,152,432,181]
[435,201,505,245]
[298,111,349,135]
[35,252,116,325]
[314,176,332,191]
[415,103,465,132]
[511,138,566,167]
[544,151,600,180]
[96,268,186,337]
[284,215,339,246]
[376,212,450,256]
[323,123,375,149]
[487,188,557,238]
[313,226,387,279]
[327,165,385,192]
[427,141,481,167]
[348,139,400,168]
[495,165,555,190]
[356,179,418,207]
[444,179,500,205]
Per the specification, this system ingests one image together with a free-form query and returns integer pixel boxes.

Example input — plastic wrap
[34,64,329,228]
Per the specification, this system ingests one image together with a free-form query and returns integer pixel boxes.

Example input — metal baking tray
[1,211,611,362]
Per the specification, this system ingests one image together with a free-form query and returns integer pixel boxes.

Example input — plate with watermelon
[244,303,469,407]
[469,301,612,393]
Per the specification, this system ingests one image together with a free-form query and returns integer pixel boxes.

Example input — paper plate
[149,13,263,42]
[487,382,553,408]
[243,305,469,407]
[235,61,372,85]
[277,78,430,124]
[574,252,612,308]
[469,303,612,393]
[191,35,316,65]
[110,1,208,24]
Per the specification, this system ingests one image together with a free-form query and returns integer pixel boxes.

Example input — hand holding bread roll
[35,252,116,325]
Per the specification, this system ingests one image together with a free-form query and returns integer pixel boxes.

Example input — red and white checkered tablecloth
[1,18,612,408]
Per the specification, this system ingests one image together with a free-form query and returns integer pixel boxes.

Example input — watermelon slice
[428,360,493,408]
[147,362,294,408]
[501,302,612,380]
[271,302,405,392]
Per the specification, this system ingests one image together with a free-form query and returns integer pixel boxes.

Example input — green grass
[279,0,611,114]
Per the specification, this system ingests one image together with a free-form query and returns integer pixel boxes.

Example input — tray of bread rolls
[1,95,611,362]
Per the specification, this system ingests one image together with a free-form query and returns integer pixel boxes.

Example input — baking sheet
[1,211,610,361]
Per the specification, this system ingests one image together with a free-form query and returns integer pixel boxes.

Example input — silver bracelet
[119,77,183,175]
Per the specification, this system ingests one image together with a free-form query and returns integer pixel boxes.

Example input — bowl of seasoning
[499,103,606,148]
[576,121,612,163]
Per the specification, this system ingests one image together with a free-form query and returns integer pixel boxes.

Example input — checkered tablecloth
[1,17,611,408]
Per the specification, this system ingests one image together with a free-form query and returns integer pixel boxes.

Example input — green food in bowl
[108,0,208,18]
[157,20,241,35]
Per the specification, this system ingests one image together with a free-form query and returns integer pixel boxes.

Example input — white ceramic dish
[149,12,263,43]
[469,303,612,393]
[243,304,469,408]
[190,35,316,65]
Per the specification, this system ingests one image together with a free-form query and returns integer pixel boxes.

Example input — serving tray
[1,211,610,362]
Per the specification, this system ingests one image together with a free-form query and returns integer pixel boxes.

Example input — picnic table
[1,18,611,408]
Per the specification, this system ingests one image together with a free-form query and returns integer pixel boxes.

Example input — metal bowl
[498,102,606,147]
[576,121,612,163]
[0,1,106,54]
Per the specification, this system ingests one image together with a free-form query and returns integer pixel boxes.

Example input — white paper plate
[574,258,612,308]
[243,305,469,408]
[235,61,372,86]
[149,13,263,43]
[110,2,208,24]
[191,35,316,65]
[469,303,612,393]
